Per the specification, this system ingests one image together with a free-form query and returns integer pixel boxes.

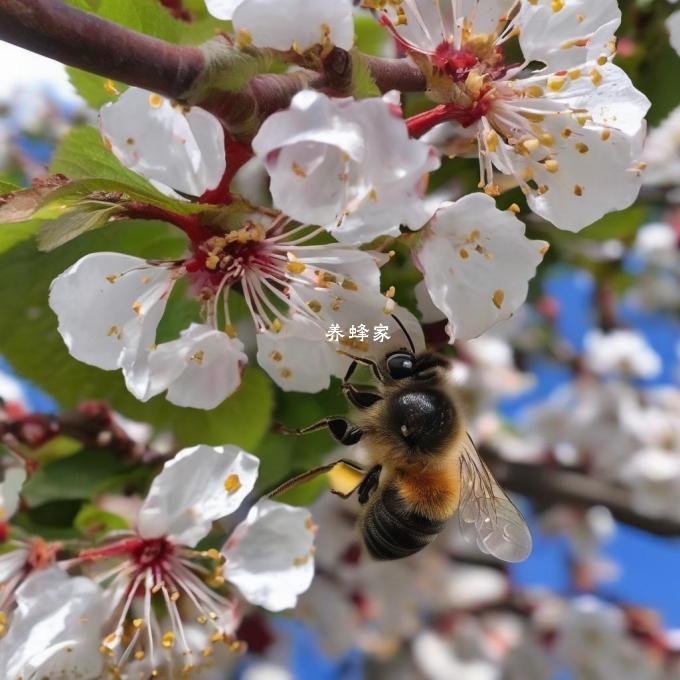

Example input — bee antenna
[390,314,416,354]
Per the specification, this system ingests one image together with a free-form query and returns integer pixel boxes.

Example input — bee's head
[384,351,448,383]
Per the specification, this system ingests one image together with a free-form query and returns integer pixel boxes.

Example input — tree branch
[484,451,680,537]
[0,0,426,139]
[0,0,204,98]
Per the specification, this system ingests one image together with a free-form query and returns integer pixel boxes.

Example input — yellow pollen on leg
[224,474,242,494]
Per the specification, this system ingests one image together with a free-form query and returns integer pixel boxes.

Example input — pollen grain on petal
[224,474,242,494]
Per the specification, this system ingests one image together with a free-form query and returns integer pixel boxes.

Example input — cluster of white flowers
[44,0,653,410]
[0,444,315,678]
[291,471,674,680]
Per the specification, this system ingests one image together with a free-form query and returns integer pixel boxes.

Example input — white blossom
[583,329,662,379]
[49,216,423,403]
[557,596,661,680]
[206,0,355,51]
[619,449,680,521]
[642,105,680,187]
[668,11,680,57]
[414,194,548,341]
[253,90,440,244]
[100,87,226,197]
[378,0,650,232]
[0,568,107,680]
[80,444,315,673]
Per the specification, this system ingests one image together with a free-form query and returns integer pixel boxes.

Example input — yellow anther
[492,289,505,309]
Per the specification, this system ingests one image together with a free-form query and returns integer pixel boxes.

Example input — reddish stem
[125,202,212,243]
[198,135,254,205]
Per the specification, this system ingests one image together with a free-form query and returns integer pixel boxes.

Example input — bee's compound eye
[386,353,415,380]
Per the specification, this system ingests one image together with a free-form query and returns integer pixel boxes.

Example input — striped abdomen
[361,483,446,560]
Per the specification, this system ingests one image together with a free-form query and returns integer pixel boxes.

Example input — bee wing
[457,435,532,563]
[268,459,366,499]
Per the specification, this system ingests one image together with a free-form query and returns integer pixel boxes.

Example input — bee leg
[342,383,383,409]
[337,351,384,382]
[357,465,382,505]
[276,417,363,446]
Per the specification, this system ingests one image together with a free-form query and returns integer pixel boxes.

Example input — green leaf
[22,449,131,506]
[354,13,390,56]
[14,503,83,540]
[0,180,20,195]
[0,222,274,450]
[351,49,381,99]
[50,126,160,195]
[37,202,124,251]
[0,221,41,256]
[66,68,125,109]
[75,504,130,539]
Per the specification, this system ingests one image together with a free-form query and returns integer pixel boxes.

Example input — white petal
[0,568,106,680]
[0,467,26,520]
[533,62,650,137]
[0,547,29,583]
[124,323,247,410]
[253,91,439,244]
[517,0,621,72]
[48,252,172,371]
[205,0,243,20]
[223,499,315,612]
[256,315,347,393]
[138,444,259,546]
[515,118,644,233]
[232,0,354,51]
[100,87,226,196]
[415,194,547,341]
[669,11,680,57]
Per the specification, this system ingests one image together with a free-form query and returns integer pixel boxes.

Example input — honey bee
[270,317,532,563]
